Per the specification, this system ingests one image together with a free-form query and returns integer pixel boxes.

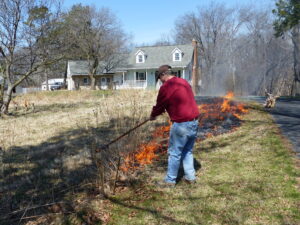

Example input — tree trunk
[89,58,99,90]
[45,69,49,91]
[0,87,13,115]
[0,102,9,115]
[232,68,236,92]
[0,84,4,107]
[291,25,300,96]
[90,75,96,90]
[63,61,68,89]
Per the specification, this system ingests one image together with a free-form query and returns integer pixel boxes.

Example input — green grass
[108,103,300,225]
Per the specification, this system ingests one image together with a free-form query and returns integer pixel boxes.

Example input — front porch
[116,80,147,89]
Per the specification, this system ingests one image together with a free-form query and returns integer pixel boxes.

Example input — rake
[95,118,150,152]
[94,118,150,194]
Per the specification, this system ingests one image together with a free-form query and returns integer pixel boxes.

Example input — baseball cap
[158,65,172,76]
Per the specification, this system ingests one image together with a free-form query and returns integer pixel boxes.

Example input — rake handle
[105,119,150,147]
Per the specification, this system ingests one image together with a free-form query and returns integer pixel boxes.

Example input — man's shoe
[155,180,176,189]
[184,179,196,184]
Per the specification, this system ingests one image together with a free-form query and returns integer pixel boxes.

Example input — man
[150,65,199,187]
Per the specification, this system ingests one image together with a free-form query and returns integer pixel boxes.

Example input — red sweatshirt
[151,77,199,122]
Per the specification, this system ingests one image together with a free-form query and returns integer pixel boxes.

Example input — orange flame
[221,99,231,112]
[198,92,248,124]
[120,123,170,172]
[121,92,249,172]
[224,91,234,99]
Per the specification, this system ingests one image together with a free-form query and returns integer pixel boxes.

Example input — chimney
[191,39,199,95]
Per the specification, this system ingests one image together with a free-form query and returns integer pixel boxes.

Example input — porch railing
[117,80,147,89]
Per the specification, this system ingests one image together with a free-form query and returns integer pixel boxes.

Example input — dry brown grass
[1,90,159,148]
[0,89,167,224]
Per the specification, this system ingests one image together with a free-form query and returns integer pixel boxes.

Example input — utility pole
[192,39,199,95]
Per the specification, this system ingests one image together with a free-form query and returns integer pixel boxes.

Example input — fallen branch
[1,201,66,219]
[5,212,74,224]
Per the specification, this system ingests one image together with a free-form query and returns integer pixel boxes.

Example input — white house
[67,41,196,90]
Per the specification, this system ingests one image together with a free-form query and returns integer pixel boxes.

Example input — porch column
[68,76,75,90]
[122,72,125,84]
[182,69,185,80]
[145,69,148,88]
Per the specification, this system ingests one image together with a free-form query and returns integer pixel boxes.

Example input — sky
[62,0,276,46]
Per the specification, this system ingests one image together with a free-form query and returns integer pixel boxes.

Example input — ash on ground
[196,97,248,140]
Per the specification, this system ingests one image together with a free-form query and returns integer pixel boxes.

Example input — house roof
[123,44,194,70]
[68,60,113,76]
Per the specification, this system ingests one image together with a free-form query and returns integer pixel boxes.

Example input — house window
[172,48,182,61]
[83,77,89,85]
[138,55,143,63]
[100,77,111,85]
[135,50,145,63]
[136,72,146,80]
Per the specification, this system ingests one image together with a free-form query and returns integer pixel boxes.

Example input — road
[246,97,300,158]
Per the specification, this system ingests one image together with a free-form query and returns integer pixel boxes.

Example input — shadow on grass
[0,115,167,224]
[0,126,96,224]
[106,194,196,225]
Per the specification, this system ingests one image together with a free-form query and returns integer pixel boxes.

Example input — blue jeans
[165,120,198,183]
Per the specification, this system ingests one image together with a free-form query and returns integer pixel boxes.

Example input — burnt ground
[241,96,300,158]
[195,96,244,140]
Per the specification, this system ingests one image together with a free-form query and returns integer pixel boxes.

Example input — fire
[220,92,248,118]
[152,121,171,137]
[120,123,170,172]
[224,91,234,99]
[135,142,160,164]
[120,92,249,171]
[221,99,231,112]
[198,92,249,139]
[237,104,248,114]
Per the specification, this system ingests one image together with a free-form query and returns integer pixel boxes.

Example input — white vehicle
[42,78,64,91]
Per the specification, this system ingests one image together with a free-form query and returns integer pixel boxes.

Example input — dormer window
[135,50,145,63]
[172,48,182,61]
[138,55,143,63]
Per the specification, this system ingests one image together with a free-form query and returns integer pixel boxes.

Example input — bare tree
[153,33,173,46]
[174,2,243,94]
[0,0,62,115]
[62,5,129,90]
[174,2,294,96]
[237,9,293,95]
